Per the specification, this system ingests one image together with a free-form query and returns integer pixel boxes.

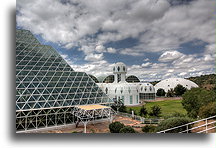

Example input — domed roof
[154,78,198,92]
[113,62,127,74]
[139,83,155,93]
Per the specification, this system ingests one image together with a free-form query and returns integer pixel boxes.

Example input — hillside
[186,74,215,90]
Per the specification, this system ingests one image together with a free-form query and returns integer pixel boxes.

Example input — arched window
[120,87,123,94]
[105,87,108,94]
[128,87,131,93]
[117,66,120,71]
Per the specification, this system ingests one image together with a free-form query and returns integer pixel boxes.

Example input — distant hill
[186,74,215,90]
[150,74,215,90]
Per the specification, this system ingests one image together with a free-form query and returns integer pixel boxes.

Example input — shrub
[166,88,175,97]
[164,112,186,119]
[139,105,148,117]
[149,105,161,117]
[198,102,216,118]
[156,88,166,97]
[119,105,127,113]
[109,122,125,133]
[174,84,187,96]
[182,88,215,118]
[119,126,136,133]
[142,125,156,133]
[155,117,193,133]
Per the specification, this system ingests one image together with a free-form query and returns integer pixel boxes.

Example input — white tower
[113,62,127,83]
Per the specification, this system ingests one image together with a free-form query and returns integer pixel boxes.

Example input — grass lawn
[126,100,187,118]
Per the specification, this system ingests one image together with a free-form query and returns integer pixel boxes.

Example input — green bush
[119,126,136,133]
[166,89,175,97]
[155,117,193,133]
[149,105,161,117]
[142,125,156,133]
[198,102,216,118]
[139,105,148,117]
[182,88,215,118]
[156,88,166,97]
[119,105,127,113]
[109,121,125,133]
[164,112,186,119]
[174,84,187,96]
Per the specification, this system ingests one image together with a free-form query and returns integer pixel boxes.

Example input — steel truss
[72,105,116,133]
[16,29,113,132]
[16,107,75,132]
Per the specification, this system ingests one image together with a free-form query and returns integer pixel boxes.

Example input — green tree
[119,105,127,113]
[155,117,193,133]
[182,88,215,118]
[109,122,125,133]
[139,105,148,117]
[119,126,136,133]
[166,88,175,97]
[149,105,161,117]
[198,102,216,118]
[156,88,166,96]
[142,125,156,133]
[174,84,187,96]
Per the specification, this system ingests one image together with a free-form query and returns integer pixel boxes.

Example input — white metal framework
[157,115,216,133]
[16,29,112,132]
[72,104,116,133]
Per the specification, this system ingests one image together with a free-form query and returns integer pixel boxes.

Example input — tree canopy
[182,88,215,118]
[119,126,136,133]
[156,88,166,96]
[109,121,125,133]
[174,84,187,96]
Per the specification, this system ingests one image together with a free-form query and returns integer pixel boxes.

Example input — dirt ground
[191,120,216,133]
[31,115,146,133]
[27,115,215,133]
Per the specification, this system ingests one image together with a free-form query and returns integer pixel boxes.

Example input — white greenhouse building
[154,78,199,93]
[96,62,156,106]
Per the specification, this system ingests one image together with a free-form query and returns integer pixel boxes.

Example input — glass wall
[139,93,155,100]
[16,29,111,131]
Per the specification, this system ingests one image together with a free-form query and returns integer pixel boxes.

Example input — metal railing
[157,115,216,133]
[117,112,164,124]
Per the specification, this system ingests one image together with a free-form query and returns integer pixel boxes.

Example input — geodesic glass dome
[16,29,111,132]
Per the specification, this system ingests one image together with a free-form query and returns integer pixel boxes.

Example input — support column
[83,122,88,133]
[109,115,113,123]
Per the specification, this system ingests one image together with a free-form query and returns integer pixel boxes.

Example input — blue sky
[16,0,215,81]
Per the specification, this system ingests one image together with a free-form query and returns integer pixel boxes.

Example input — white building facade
[97,62,155,106]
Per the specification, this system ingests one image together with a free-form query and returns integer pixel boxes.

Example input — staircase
[157,115,216,133]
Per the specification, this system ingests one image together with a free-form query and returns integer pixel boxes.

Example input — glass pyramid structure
[16,29,112,131]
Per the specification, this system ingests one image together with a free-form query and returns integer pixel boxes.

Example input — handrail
[157,115,216,133]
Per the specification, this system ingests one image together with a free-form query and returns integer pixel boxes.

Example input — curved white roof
[113,62,127,74]
[154,78,198,92]
[139,83,155,93]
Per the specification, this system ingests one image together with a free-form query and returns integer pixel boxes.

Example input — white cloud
[120,48,144,56]
[168,69,174,73]
[158,51,184,62]
[178,72,187,76]
[141,62,152,67]
[204,54,214,62]
[107,47,116,53]
[84,53,104,61]
[143,58,149,61]
[95,44,106,53]
[16,0,215,81]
